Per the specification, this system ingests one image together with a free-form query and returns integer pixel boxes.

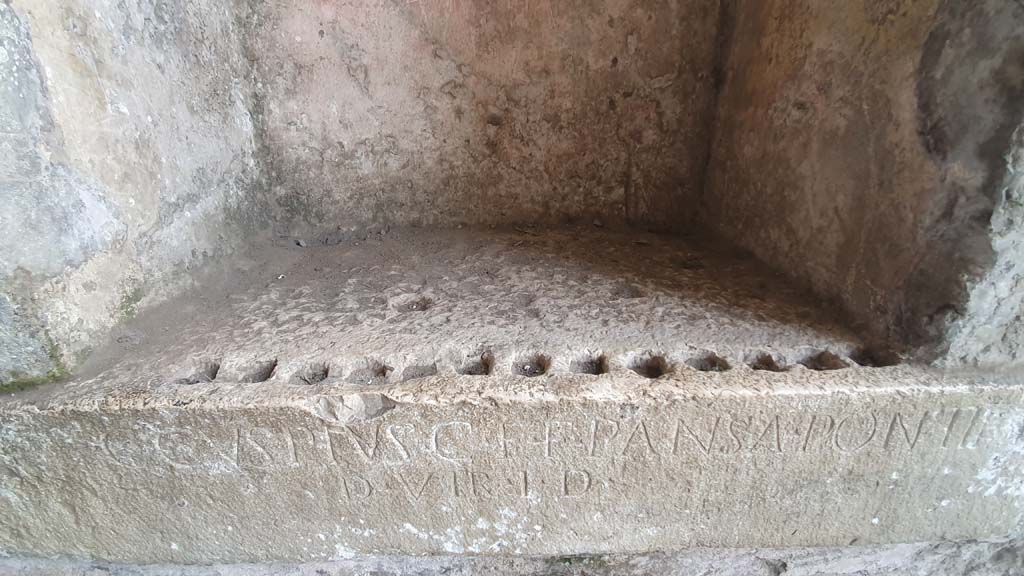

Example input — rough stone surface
[2,539,1024,576]
[3,3,1024,570]
[0,0,260,383]
[943,124,1024,368]
[73,228,863,385]
[6,0,1024,382]
[250,0,720,233]
[704,0,1024,364]
[1,364,1023,563]
[1,230,1023,564]
[1,0,724,383]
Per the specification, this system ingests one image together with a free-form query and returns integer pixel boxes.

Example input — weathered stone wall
[942,124,1024,367]
[4,0,1024,383]
[703,0,1024,366]
[0,0,260,383]
[4,540,1024,576]
[251,0,720,234]
[1,0,721,384]
[3,369,1023,562]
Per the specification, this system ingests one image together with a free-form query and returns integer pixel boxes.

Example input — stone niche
[1,0,1024,571]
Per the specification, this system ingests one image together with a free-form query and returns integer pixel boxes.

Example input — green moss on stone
[118,284,145,319]
[0,333,68,394]
[544,554,612,572]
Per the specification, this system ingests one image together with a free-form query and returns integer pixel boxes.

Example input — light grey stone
[1,1,1024,571]
[1,230,1022,564]
[1,539,1023,576]
[0,294,52,383]
[5,0,1024,383]
[704,0,1024,365]
[0,0,261,381]
[249,0,720,233]
[944,123,1024,368]
[1,366,1023,563]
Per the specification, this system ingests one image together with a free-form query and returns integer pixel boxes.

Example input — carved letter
[941,407,989,449]
[501,421,516,459]
[396,471,436,500]
[801,415,835,452]
[470,471,494,497]
[621,418,658,456]
[884,411,931,450]
[587,418,620,457]
[942,408,962,448]
[726,417,750,454]
[751,415,783,452]
[157,429,216,468]
[432,421,472,462]
[960,408,988,449]
[542,421,571,459]
[673,416,719,455]
[343,424,383,460]
[343,476,374,500]
[386,424,413,461]
[562,469,593,498]
[238,426,297,469]
[834,412,878,452]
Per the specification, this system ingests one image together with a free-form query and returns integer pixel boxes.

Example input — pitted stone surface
[1,365,1024,563]
[5,0,1024,387]
[69,228,862,389]
[1,0,723,383]
[252,0,720,232]
[1,232,1022,563]
[0,0,259,382]
[2,539,1024,576]
[704,0,1024,364]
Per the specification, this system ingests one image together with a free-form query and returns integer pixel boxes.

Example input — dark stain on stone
[800,351,848,371]
[751,353,786,372]
[485,110,505,126]
[239,359,278,383]
[292,362,330,385]
[629,354,669,378]
[906,0,1024,353]
[688,352,731,372]
[571,354,608,375]
[513,354,550,377]
[346,360,392,386]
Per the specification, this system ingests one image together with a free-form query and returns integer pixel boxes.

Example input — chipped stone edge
[4,366,1022,419]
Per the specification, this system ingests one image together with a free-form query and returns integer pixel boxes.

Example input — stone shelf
[24,227,880,398]
[1,228,1023,563]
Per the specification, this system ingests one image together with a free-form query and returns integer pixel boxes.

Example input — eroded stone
[1,367,1022,563]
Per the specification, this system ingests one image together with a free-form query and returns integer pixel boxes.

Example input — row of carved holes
[179,348,897,385]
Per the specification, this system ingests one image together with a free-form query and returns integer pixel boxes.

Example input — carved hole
[200,361,221,381]
[800,351,849,371]
[458,353,494,376]
[687,353,731,372]
[851,347,901,368]
[239,359,277,383]
[514,354,551,377]
[346,360,392,386]
[291,362,329,385]
[177,360,220,385]
[392,294,434,313]
[571,354,609,375]
[629,355,669,379]
[401,363,438,381]
[750,353,787,372]
[611,284,643,299]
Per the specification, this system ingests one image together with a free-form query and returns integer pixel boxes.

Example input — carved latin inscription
[97,406,1002,506]
[102,406,996,466]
